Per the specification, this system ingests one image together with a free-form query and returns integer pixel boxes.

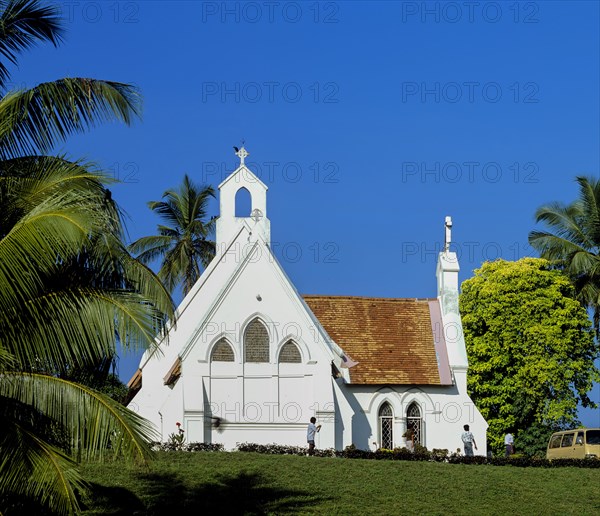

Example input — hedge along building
[127,147,488,454]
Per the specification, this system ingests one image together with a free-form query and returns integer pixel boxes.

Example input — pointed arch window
[235,187,252,217]
[379,402,394,450]
[211,338,235,362]
[406,402,422,445]
[244,319,270,363]
[278,340,301,363]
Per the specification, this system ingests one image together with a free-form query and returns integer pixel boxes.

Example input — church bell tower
[215,147,271,251]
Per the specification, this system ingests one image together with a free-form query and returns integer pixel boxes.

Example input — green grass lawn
[80,452,600,515]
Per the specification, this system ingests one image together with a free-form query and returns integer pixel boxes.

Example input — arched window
[406,402,422,445]
[379,402,394,450]
[235,187,252,217]
[278,340,301,363]
[244,319,269,363]
[211,338,234,362]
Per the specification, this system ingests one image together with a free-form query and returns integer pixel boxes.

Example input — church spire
[436,215,467,368]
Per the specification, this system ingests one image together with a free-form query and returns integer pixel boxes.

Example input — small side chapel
[128,148,488,454]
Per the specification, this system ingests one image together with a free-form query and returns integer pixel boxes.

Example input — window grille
[244,319,270,362]
[211,338,234,362]
[406,402,422,445]
[379,403,394,450]
[278,340,301,363]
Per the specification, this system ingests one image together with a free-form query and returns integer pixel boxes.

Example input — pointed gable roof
[218,164,268,191]
[303,295,452,385]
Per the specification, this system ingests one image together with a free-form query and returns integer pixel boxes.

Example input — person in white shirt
[504,433,514,456]
[461,424,477,456]
[307,417,321,456]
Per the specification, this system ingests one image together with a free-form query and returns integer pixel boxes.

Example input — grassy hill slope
[81,452,600,515]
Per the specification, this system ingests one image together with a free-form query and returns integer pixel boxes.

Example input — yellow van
[546,428,600,460]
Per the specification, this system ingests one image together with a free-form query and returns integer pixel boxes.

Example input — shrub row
[152,442,224,452]
[154,441,600,468]
[236,442,336,457]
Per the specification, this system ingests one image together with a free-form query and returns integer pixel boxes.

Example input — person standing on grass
[504,433,514,456]
[307,417,321,456]
[461,424,477,456]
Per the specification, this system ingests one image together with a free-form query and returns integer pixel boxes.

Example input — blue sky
[12,1,599,426]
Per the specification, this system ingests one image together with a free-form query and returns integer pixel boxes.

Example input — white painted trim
[365,387,402,414]
[218,165,269,191]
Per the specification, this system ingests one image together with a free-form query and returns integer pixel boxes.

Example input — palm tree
[528,176,600,332]
[0,2,174,514]
[130,174,216,296]
[0,161,175,515]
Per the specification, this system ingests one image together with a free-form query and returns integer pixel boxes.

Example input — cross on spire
[236,146,249,166]
[444,216,452,252]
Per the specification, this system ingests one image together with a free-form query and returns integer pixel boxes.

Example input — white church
[127,147,488,454]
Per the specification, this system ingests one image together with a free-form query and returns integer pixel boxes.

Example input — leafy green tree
[0,2,174,514]
[529,176,600,333]
[459,258,599,456]
[130,174,216,296]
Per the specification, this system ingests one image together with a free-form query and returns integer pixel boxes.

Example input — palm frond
[0,416,83,516]
[0,346,16,370]
[0,188,96,308]
[157,225,180,237]
[576,176,600,247]
[148,198,183,228]
[195,238,217,268]
[0,158,170,344]
[96,233,174,327]
[0,78,141,159]
[0,0,63,89]
[0,373,158,461]
[158,241,187,293]
[0,155,117,235]
[533,203,590,248]
[528,231,588,263]
[129,234,176,263]
[1,287,166,370]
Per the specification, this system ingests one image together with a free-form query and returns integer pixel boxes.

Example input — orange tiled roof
[304,295,445,385]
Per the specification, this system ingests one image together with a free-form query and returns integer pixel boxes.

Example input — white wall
[332,379,487,455]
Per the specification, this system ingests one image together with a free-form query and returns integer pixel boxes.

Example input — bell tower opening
[235,187,252,217]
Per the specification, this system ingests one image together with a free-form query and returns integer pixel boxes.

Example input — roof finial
[444,216,452,252]
[234,145,249,166]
